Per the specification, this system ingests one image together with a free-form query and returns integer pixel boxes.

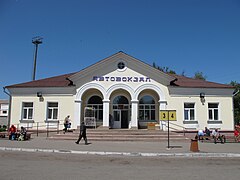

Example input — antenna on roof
[32,36,43,81]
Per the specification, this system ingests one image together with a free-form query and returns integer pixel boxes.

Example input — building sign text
[92,76,151,83]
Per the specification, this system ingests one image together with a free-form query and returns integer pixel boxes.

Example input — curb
[1,147,240,158]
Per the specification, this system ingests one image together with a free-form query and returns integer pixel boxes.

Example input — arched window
[113,96,129,110]
[113,96,128,104]
[88,96,102,104]
[139,95,156,121]
[87,96,103,123]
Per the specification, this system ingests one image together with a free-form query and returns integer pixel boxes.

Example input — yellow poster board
[160,110,177,121]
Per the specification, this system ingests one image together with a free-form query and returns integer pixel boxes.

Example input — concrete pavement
[1,135,240,157]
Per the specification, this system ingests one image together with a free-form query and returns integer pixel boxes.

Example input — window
[22,102,33,120]
[0,104,8,116]
[139,95,156,121]
[117,61,127,72]
[87,96,103,123]
[184,103,195,121]
[47,102,58,120]
[117,62,125,69]
[112,96,129,110]
[208,103,219,120]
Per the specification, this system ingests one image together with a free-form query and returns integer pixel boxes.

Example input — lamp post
[32,37,43,81]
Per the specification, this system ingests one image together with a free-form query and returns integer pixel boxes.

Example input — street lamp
[32,36,43,81]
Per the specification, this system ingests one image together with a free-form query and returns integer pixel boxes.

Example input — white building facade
[0,100,9,126]
[5,52,235,131]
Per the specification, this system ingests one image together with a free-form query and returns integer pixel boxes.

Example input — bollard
[190,139,199,152]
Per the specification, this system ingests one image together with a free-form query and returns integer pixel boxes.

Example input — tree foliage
[230,81,240,125]
[193,71,207,80]
[152,62,176,74]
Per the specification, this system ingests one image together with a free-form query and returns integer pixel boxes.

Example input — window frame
[116,60,127,72]
[87,95,103,123]
[183,103,195,121]
[138,95,156,121]
[22,102,34,120]
[47,102,59,121]
[208,103,219,121]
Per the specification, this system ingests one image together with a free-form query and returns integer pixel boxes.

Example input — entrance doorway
[113,110,129,129]
[112,95,129,129]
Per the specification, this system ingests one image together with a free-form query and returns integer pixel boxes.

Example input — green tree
[153,62,156,68]
[193,71,207,80]
[230,81,240,125]
[152,62,176,74]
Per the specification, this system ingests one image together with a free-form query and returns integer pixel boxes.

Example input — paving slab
[1,136,240,157]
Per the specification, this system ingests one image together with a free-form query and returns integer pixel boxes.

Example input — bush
[0,125,7,132]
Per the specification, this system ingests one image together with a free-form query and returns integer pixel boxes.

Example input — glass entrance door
[112,95,129,129]
[113,110,129,129]
[113,110,121,129]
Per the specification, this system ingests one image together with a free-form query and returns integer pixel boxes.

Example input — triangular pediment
[69,51,175,86]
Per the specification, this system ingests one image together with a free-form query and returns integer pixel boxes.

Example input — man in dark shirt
[75,121,88,145]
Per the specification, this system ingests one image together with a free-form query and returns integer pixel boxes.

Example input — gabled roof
[169,74,234,88]
[5,52,234,89]
[5,71,233,89]
[5,73,76,88]
[68,51,175,84]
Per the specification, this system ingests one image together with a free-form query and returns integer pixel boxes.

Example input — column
[159,100,167,131]
[74,100,82,128]
[102,99,110,129]
[131,100,138,129]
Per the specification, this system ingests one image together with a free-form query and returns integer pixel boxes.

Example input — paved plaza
[0,136,240,157]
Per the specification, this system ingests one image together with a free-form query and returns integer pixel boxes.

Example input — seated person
[211,128,222,143]
[8,125,17,140]
[204,127,211,136]
[18,126,27,141]
[197,129,204,140]
[234,127,240,142]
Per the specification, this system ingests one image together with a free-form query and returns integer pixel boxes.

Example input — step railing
[160,120,187,136]
[11,120,67,137]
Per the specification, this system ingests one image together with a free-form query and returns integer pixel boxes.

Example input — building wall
[0,101,9,126]
[166,96,234,131]
[9,92,234,131]
[8,66,234,131]
[10,95,75,128]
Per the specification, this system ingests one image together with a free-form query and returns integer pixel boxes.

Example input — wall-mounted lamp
[200,92,205,105]
[37,92,42,97]
[37,92,44,102]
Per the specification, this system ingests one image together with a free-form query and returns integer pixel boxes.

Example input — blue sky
[1,0,240,99]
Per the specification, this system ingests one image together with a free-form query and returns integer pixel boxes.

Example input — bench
[0,131,8,138]
[197,134,226,144]
[0,131,32,140]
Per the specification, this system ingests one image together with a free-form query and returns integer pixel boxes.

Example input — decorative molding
[44,120,59,123]
[134,84,165,100]
[207,120,222,124]
[183,121,198,124]
[19,120,34,123]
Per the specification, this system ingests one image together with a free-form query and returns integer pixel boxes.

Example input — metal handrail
[160,120,187,136]
[10,120,66,137]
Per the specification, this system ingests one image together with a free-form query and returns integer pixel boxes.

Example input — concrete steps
[48,129,190,142]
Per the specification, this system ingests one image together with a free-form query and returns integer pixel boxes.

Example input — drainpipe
[3,87,11,130]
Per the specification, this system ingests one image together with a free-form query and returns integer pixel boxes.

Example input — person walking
[63,115,70,134]
[75,121,88,145]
